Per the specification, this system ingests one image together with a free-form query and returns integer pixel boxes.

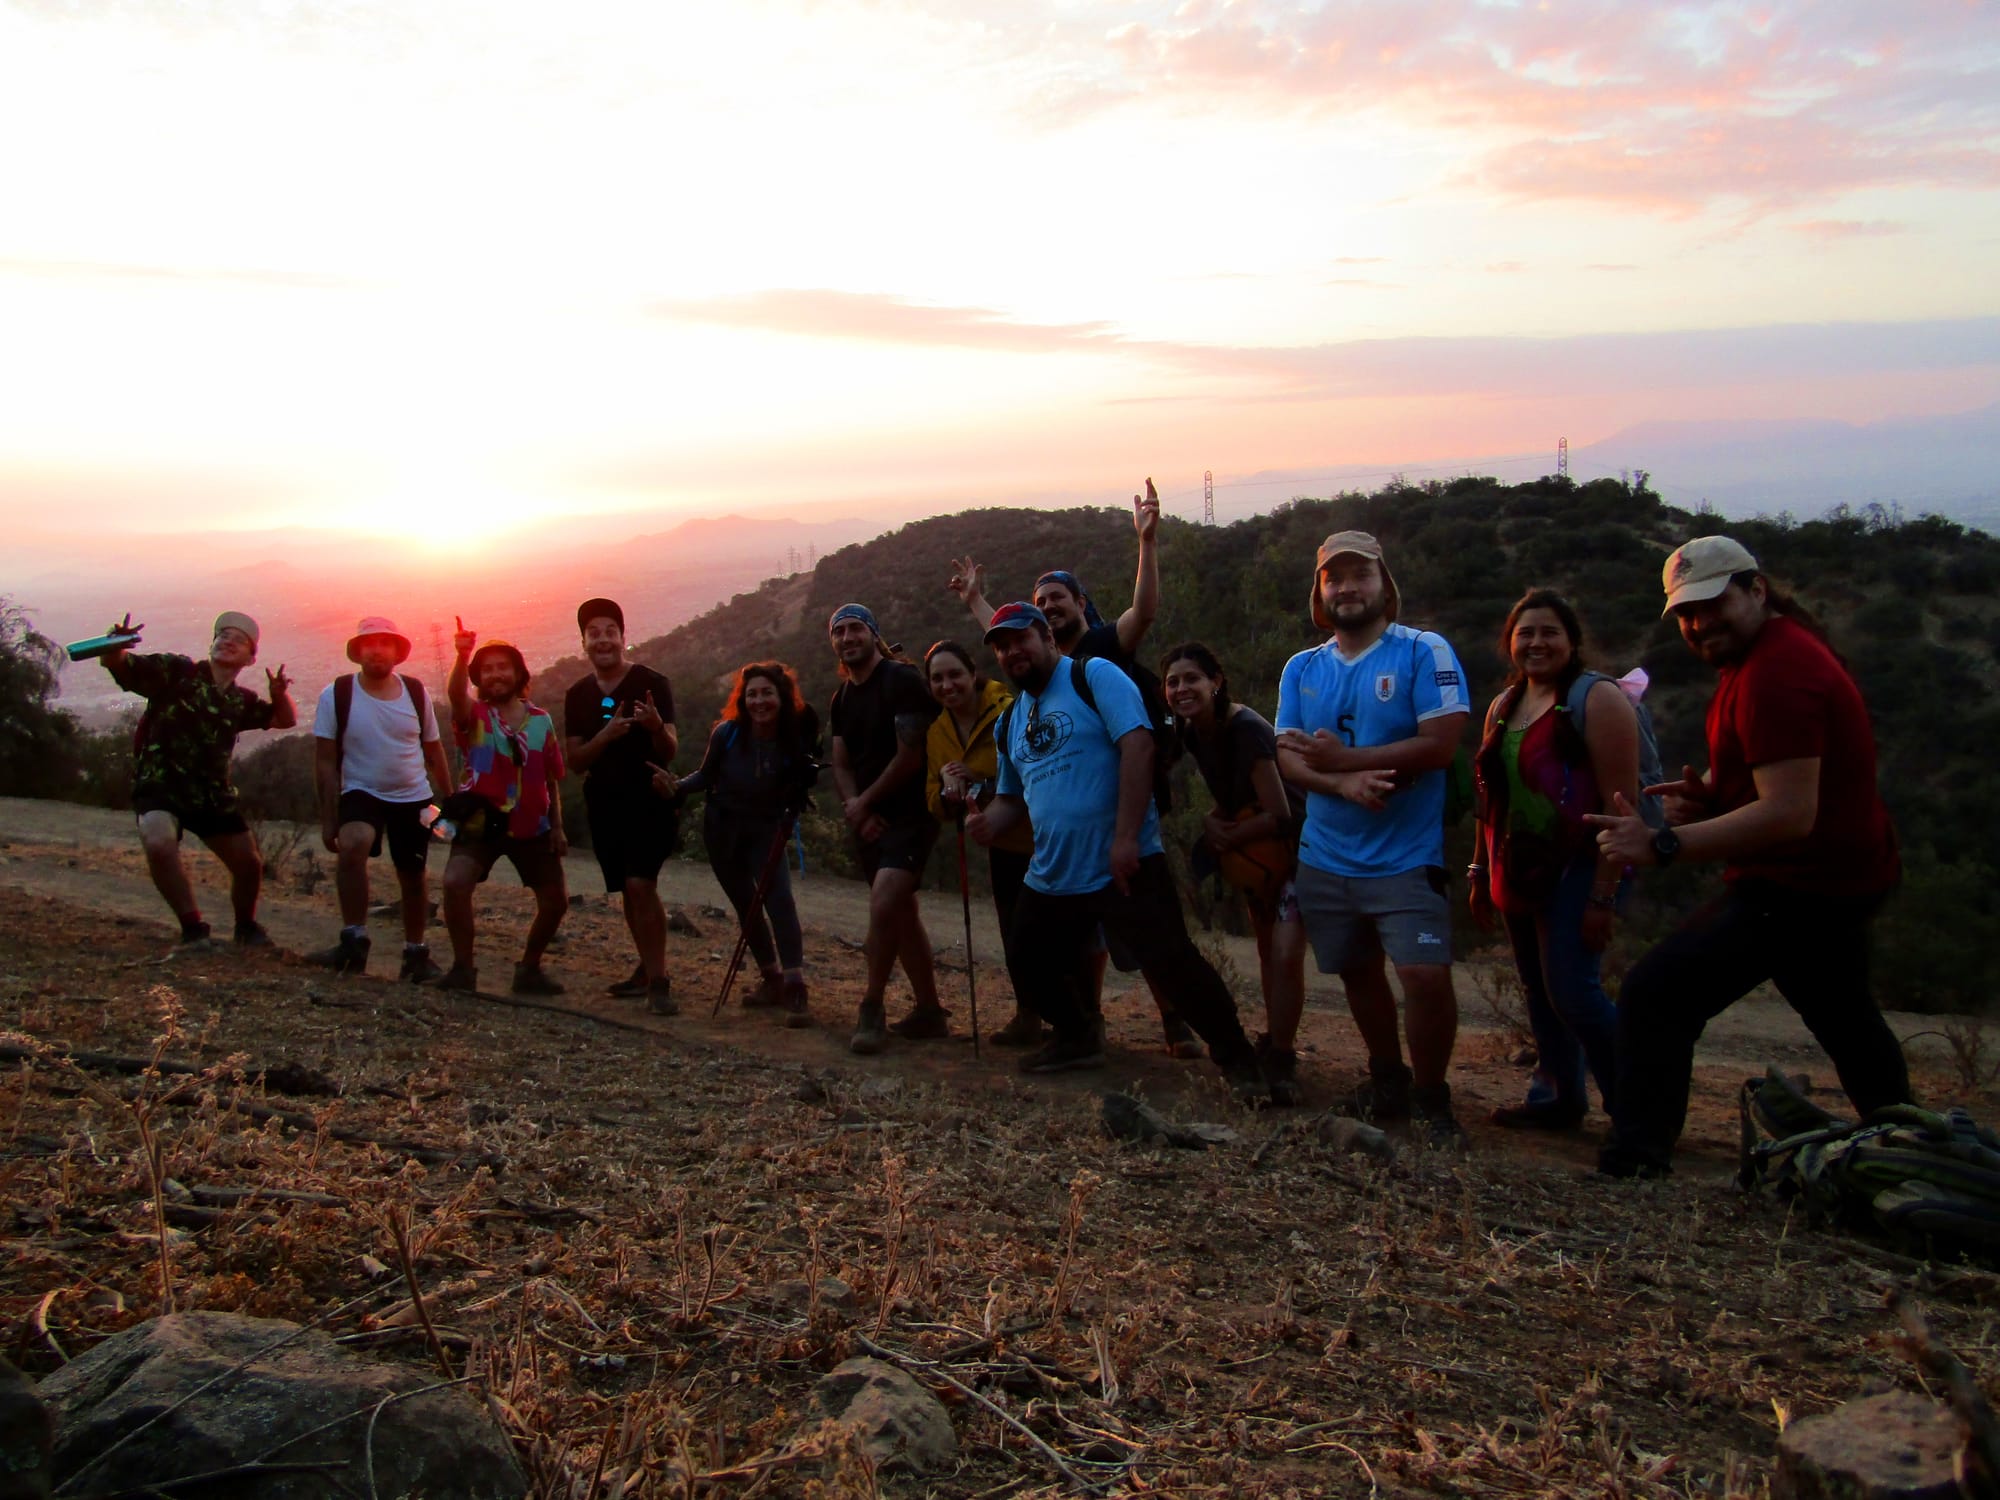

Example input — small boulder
[1099,1093,1235,1149]
[1317,1115,1397,1162]
[667,908,701,935]
[1774,1390,1959,1500]
[40,1311,525,1499]
[810,1357,955,1473]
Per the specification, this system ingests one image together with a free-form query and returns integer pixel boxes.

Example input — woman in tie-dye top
[1469,591,1639,1132]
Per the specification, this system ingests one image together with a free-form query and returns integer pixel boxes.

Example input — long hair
[1159,641,1232,747]
[720,661,809,749]
[1477,589,1588,788]
[1731,569,1839,655]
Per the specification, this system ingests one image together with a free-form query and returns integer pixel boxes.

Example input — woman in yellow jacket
[923,640,1045,1047]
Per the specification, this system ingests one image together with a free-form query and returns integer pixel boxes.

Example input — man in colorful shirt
[1275,532,1472,1144]
[1587,536,1911,1178]
[439,619,569,995]
[100,609,297,945]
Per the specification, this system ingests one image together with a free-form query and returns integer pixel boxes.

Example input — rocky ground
[1,797,1996,1497]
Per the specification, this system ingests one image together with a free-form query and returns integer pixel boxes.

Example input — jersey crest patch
[1374,673,1396,703]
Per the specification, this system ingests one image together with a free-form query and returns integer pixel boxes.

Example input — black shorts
[856,816,938,881]
[133,793,248,843]
[336,791,433,873]
[585,790,679,892]
[449,830,565,888]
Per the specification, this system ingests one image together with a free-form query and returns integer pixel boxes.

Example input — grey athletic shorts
[1295,863,1452,972]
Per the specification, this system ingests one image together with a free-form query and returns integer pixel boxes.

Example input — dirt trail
[1,796,1989,1172]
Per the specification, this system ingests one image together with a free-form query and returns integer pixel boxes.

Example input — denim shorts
[1294,863,1451,972]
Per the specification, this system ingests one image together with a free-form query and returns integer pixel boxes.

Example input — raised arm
[1115,479,1161,658]
[947,555,994,630]
[447,617,475,727]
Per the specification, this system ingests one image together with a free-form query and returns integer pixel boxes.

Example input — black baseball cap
[577,598,624,635]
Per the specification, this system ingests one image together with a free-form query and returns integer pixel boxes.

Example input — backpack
[332,673,433,773]
[998,656,1178,814]
[1739,1069,2000,1262]
[1562,670,1666,829]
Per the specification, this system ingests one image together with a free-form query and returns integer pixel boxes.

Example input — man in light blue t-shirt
[1275,531,1471,1142]
[968,603,1264,1095]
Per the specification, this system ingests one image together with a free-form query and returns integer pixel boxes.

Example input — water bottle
[420,803,455,842]
[65,631,144,662]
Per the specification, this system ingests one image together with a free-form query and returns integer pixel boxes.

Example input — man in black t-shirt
[946,482,1203,1055]
[562,598,679,1012]
[826,603,944,1055]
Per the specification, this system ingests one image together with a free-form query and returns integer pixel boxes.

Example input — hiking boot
[308,931,371,975]
[1490,1102,1584,1132]
[233,921,274,949]
[850,999,888,1056]
[399,944,444,984]
[1596,1143,1672,1180]
[511,963,566,997]
[1223,1049,1271,1107]
[1256,1034,1301,1107]
[782,976,814,1028]
[434,965,479,993]
[177,919,213,945]
[1412,1083,1467,1149]
[1161,1014,1205,1061]
[1020,1032,1107,1075]
[989,1009,1047,1048]
[743,969,785,1008]
[646,977,678,1016]
[606,963,649,999]
[1332,1059,1413,1123]
[888,1006,951,1041]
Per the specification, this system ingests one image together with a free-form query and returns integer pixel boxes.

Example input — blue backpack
[1562,671,1666,829]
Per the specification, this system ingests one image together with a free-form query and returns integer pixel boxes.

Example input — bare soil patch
[1,797,1995,1497]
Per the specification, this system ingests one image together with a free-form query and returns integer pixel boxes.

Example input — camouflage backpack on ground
[1738,1069,2000,1261]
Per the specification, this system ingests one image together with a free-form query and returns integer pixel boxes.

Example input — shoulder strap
[1565,671,1608,734]
[997,698,1017,758]
[1069,654,1097,716]
[334,674,356,759]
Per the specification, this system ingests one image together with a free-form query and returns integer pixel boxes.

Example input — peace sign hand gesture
[947,556,985,602]
[266,664,292,700]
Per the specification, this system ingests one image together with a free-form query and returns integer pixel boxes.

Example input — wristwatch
[1650,826,1682,868]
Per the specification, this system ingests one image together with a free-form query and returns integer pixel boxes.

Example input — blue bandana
[828,602,879,635]
[1032,570,1105,629]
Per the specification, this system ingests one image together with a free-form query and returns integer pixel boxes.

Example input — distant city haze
[4,1,1997,704]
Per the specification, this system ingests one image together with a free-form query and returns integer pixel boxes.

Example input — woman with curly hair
[655,662,819,1025]
[1469,590,1639,1130]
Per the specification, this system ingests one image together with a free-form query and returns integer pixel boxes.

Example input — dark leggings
[1607,879,1910,1171]
[1005,854,1251,1063]
[989,845,1030,969]
[706,813,804,971]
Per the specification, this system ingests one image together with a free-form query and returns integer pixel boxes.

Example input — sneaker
[233,921,274,949]
[1332,1059,1413,1124]
[989,1010,1048,1048]
[646,977,678,1016]
[887,1006,951,1041]
[1223,1050,1271,1107]
[782,976,813,1028]
[399,945,444,984]
[743,970,785,1008]
[178,920,213,945]
[1020,1032,1107,1074]
[1256,1035,1301,1108]
[606,963,649,999]
[307,932,371,975]
[511,963,566,997]
[1412,1083,1467,1149]
[1161,1015,1205,1061]
[850,999,888,1056]
[434,965,479,993]
[1490,1102,1584,1132]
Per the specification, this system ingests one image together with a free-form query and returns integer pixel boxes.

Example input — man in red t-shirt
[1587,535,1911,1178]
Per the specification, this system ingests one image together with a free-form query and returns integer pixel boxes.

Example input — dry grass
[2,891,1995,1498]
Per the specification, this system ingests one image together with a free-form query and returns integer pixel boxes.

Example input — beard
[1331,594,1387,629]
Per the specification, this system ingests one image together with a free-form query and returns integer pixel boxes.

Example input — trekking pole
[954,803,981,1059]
[712,812,798,1018]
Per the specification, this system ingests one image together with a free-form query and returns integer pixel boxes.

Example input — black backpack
[999,655,1180,813]
[332,673,433,773]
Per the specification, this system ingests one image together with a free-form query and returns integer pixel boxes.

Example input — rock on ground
[39,1311,525,1500]
[0,1355,53,1500]
[1774,1389,1961,1500]
[810,1357,956,1473]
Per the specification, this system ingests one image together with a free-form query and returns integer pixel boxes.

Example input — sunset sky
[3,0,1997,549]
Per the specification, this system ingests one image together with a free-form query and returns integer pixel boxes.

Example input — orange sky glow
[2,0,1997,555]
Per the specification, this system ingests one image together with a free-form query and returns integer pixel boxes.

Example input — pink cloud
[1016,1,2000,218]
[1788,218,1909,239]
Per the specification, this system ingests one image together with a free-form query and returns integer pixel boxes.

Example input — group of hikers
[95,487,1913,1177]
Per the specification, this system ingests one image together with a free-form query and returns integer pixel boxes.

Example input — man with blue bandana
[827,603,945,1055]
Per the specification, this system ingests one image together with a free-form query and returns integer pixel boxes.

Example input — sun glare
[336,466,558,555]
